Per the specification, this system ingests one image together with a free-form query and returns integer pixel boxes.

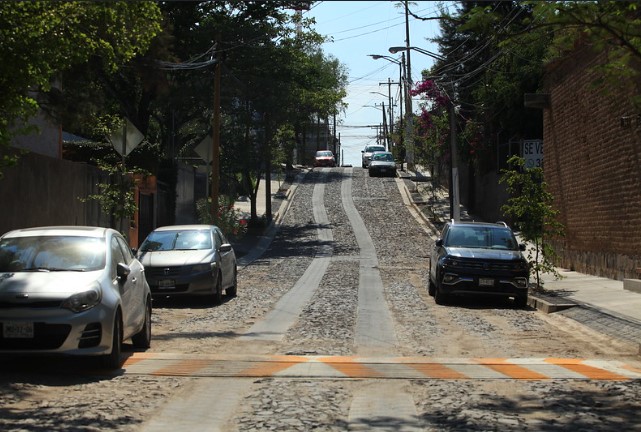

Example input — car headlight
[62,286,102,313]
[442,257,459,267]
[192,263,215,272]
[514,260,529,271]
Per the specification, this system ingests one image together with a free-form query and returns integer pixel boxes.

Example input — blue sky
[303,1,448,166]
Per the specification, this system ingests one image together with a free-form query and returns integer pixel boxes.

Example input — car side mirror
[519,243,526,251]
[435,239,443,247]
[117,262,131,282]
[220,243,233,253]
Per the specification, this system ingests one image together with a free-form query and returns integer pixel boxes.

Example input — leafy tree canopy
[0,1,162,174]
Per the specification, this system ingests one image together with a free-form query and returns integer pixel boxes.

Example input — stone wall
[543,46,641,280]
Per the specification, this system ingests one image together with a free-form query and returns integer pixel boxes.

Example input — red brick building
[542,46,641,280]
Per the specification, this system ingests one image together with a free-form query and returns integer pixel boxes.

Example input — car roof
[152,224,218,232]
[1,226,112,238]
[447,221,512,230]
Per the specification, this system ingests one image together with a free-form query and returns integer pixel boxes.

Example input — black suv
[428,221,529,306]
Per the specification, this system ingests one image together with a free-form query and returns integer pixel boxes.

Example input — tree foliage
[0,1,162,176]
[500,156,564,288]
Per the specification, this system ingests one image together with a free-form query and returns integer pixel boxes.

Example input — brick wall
[543,47,641,280]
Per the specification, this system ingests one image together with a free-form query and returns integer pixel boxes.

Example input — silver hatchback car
[137,225,237,305]
[0,226,152,369]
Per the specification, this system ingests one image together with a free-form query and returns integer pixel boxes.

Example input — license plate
[3,321,34,338]
[158,279,175,289]
[479,278,495,287]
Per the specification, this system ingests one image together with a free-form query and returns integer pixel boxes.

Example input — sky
[303,1,448,166]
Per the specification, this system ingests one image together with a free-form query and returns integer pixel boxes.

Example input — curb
[526,294,577,313]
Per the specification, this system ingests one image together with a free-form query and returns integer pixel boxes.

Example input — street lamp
[388,46,445,61]
[389,45,460,222]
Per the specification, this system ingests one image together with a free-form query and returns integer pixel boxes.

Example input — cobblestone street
[2,167,641,431]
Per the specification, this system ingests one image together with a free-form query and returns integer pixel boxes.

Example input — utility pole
[211,38,221,222]
[404,0,414,170]
[450,98,460,221]
[380,102,389,150]
[379,78,394,136]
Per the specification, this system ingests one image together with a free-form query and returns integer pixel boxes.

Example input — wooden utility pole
[211,40,221,221]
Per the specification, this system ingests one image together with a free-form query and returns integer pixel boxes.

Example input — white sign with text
[522,139,543,169]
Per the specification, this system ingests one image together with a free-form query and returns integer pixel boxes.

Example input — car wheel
[226,268,238,297]
[213,272,223,305]
[514,294,528,308]
[131,296,152,349]
[101,311,123,369]
[428,278,435,296]
[434,284,449,305]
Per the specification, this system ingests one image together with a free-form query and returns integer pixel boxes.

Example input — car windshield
[366,146,385,153]
[316,151,333,157]
[0,235,106,272]
[445,226,518,250]
[139,230,212,252]
[372,153,393,161]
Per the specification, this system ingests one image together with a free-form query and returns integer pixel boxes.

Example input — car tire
[101,311,123,369]
[132,296,152,349]
[226,268,238,297]
[428,278,435,297]
[514,294,528,308]
[213,272,223,305]
[434,285,449,305]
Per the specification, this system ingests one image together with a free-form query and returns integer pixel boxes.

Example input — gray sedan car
[368,151,397,177]
[137,225,237,305]
[0,226,152,369]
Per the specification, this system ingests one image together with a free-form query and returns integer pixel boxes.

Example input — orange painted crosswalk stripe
[545,358,629,380]
[408,362,467,379]
[238,355,309,377]
[319,356,385,378]
[151,359,211,376]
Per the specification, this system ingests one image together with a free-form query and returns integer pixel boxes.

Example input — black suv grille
[451,259,522,272]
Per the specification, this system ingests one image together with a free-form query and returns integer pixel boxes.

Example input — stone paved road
[2,167,641,432]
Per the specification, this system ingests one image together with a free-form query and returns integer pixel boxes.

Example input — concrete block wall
[0,152,109,235]
[543,47,641,280]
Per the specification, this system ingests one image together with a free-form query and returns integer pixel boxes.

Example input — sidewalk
[401,165,641,348]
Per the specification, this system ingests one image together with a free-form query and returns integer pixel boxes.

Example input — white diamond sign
[110,119,144,157]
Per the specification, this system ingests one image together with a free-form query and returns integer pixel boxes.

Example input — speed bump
[121,354,641,381]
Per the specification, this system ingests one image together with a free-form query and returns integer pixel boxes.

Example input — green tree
[0,1,162,177]
[499,155,564,288]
